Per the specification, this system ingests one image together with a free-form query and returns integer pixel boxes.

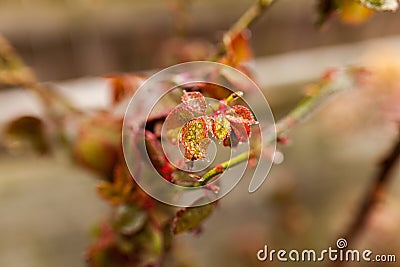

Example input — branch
[0,34,81,117]
[330,127,400,267]
[197,151,251,185]
[213,0,277,59]
[224,0,276,43]
[197,68,357,186]
[346,131,400,240]
[274,69,354,138]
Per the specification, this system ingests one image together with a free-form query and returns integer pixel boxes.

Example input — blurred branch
[198,68,356,185]
[0,36,36,87]
[213,0,277,59]
[346,130,400,240]
[223,0,276,43]
[0,34,81,118]
[273,69,353,139]
[331,127,400,267]
[170,0,193,35]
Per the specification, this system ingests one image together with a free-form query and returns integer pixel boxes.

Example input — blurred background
[1,0,400,266]
[0,0,400,80]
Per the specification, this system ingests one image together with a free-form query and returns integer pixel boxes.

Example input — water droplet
[273,151,284,164]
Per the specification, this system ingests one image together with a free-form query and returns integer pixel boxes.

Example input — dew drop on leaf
[179,117,209,160]
[164,106,193,144]
[212,114,231,140]
[226,105,255,125]
[181,90,207,114]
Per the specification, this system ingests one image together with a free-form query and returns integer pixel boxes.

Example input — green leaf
[133,224,164,266]
[112,205,147,235]
[172,203,214,234]
[74,134,118,179]
[73,115,122,179]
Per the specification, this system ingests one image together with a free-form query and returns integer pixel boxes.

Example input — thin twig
[224,0,276,42]
[197,68,356,185]
[0,34,81,117]
[330,128,400,267]
[346,131,400,240]
[213,0,277,59]
[198,151,251,185]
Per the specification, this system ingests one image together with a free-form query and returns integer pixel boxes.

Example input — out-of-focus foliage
[360,0,399,11]
[73,114,122,179]
[172,202,215,234]
[316,0,398,25]
[105,74,146,106]
[221,31,253,70]
[0,35,36,87]
[340,0,374,24]
[2,116,49,154]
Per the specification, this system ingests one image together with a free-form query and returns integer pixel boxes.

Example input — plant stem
[212,0,277,59]
[197,151,251,185]
[197,68,356,186]
[347,132,400,239]
[224,91,244,105]
[0,34,81,117]
[274,69,354,138]
[330,127,400,267]
[224,0,276,44]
